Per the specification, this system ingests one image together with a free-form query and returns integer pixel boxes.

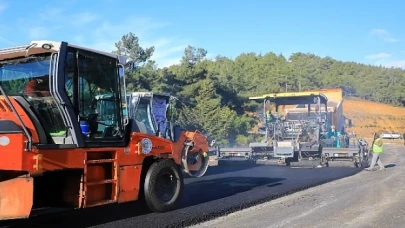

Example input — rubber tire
[285,158,292,166]
[143,159,184,212]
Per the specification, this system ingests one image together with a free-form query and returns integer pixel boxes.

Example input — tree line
[113,32,405,146]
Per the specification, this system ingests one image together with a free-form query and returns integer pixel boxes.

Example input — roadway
[192,143,404,228]
[2,155,364,228]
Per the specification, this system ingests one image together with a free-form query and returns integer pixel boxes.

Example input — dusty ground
[191,143,405,228]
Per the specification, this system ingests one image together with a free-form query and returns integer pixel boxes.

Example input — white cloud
[370,29,399,43]
[151,43,187,59]
[74,17,188,68]
[148,38,173,49]
[8,4,188,68]
[364,52,391,60]
[159,58,182,68]
[28,26,50,40]
[381,60,405,69]
[368,57,405,69]
[149,43,188,68]
[92,17,169,43]
[206,53,218,60]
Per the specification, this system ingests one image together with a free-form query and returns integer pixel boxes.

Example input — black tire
[320,154,329,167]
[143,159,184,212]
[285,158,291,166]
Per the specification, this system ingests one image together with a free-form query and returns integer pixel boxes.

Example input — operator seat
[102,126,114,138]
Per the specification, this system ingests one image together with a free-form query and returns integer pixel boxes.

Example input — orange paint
[0,97,40,143]
[0,93,210,219]
[0,176,33,220]
[118,165,141,203]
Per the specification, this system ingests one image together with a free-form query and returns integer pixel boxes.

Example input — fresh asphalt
[2,160,362,228]
[191,144,403,228]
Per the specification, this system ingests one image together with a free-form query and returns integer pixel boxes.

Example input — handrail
[0,85,32,151]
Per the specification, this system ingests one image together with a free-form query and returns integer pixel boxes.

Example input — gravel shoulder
[191,143,405,228]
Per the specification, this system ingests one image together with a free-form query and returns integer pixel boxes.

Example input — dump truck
[248,89,366,167]
[0,40,209,220]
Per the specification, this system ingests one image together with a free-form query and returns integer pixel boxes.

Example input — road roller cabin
[0,40,192,220]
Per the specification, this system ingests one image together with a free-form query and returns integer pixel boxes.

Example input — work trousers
[369,152,385,170]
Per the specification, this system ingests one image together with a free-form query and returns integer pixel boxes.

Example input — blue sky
[0,0,404,68]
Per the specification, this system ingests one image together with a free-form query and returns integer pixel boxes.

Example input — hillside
[344,98,405,137]
[115,33,405,146]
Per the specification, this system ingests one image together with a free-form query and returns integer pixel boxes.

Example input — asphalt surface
[192,144,404,228]
[2,156,363,228]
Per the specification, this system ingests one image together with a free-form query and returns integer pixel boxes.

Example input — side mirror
[118,65,124,78]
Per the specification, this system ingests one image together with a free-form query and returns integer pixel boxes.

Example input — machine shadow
[181,176,285,207]
[1,201,150,228]
[385,163,396,168]
[3,177,283,228]
[201,162,263,177]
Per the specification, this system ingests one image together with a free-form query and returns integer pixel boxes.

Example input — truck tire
[144,159,184,212]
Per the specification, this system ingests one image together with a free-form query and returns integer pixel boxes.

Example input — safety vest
[372,138,383,153]
[266,110,272,121]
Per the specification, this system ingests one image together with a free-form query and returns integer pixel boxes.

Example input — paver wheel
[144,159,184,212]
[320,155,329,167]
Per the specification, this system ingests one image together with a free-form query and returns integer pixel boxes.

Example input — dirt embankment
[344,98,405,138]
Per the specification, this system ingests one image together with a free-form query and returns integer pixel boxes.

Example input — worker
[24,76,50,98]
[266,109,272,123]
[365,133,386,171]
[403,132,405,145]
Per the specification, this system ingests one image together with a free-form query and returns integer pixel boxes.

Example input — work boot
[379,167,386,171]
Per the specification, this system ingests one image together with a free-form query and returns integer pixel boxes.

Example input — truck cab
[0,41,129,149]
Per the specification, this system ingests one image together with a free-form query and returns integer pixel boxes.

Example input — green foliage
[113,32,405,146]
[112,32,154,68]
